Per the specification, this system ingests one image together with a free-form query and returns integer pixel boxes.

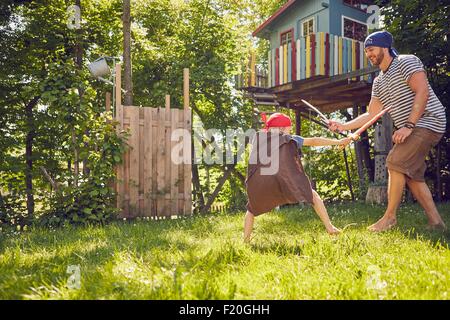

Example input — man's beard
[371,51,385,66]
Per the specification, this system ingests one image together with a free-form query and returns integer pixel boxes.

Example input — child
[244,112,351,242]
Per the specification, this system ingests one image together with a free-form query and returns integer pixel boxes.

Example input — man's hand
[338,137,352,147]
[328,120,345,133]
[392,127,413,144]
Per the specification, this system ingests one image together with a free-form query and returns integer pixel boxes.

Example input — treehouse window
[281,30,293,46]
[301,18,314,37]
[343,0,369,11]
[343,17,367,42]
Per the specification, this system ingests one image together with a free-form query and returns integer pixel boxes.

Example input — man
[329,30,447,232]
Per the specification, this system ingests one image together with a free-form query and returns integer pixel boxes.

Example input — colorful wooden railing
[237,32,373,88]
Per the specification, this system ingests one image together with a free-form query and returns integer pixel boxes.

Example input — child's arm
[303,137,351,147]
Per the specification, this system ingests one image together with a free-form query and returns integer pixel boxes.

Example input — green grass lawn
[1,202,449,300]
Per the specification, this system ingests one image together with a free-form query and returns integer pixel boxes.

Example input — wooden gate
[114,66,192,218]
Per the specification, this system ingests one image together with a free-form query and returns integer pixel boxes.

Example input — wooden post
[183,68,189,111]
[106,92,111,113]
[165,95,170,112]
[295,109,301,136]
[366,113,393,204]
[115,63,122,129]
[115,63,123,213]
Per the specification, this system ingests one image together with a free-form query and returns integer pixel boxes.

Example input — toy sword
[301,99,330,125]
[338,106,392,150]
[349,106,392,141]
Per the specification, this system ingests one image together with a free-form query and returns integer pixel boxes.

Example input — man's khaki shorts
[386,127,443,181]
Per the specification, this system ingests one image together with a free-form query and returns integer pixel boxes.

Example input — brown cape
[245,131,314,216]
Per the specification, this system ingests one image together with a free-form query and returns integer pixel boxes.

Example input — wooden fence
[114,66,192,218]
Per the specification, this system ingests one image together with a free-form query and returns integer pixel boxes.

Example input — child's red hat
[262,112,292,129]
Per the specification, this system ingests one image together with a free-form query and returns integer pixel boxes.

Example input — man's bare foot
[426,222,447,232]
[368,216,397,232]
[326,225,341,235]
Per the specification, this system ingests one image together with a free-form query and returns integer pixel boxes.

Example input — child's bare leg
[311,190,341,235]
[244,211,255,242]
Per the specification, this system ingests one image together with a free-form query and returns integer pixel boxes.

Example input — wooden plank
[325,33,329,77]
[296,39,300,81]
[287,42,291,83]
[151,108,159,217]
[272,48,276,87]
[283,44,288,83]
[329,35,334,76]
[275,66,377,99]
[183,68,190,110]
[351,40,356,81]
[320,32,325,75]
[164,100,171,217]
[106,92,111,113]
[115,64,122,126]
[311,33,315,77]
[291,40,296,81]
[128,106,140,217]
[268,50,271,87]
[143,107,153,217]
[300,37,305,80]
[348,39,353,73]
[115,64,124,215]
[139,108,144,216]
[315,32,320,76]
[338,37,343,74]
[165,95,170,112]
[279,45,284,85]
[183,109,192,215]
[306,35,310,78]
[334,35,338,76]
[165,96,171,217]
[275,48,279,86]
[283,81,370,99]
[170,109,179,216]
[122,107,130,218]
[344,39,348,73]
[156,108,166,217]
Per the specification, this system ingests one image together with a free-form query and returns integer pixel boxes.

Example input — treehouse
[239,0,394,203]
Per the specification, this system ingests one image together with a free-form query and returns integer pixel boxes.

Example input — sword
[349,106,392,141]
[301,99,330,125]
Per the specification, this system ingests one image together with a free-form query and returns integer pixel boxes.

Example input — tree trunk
[25,96,40,220]
[123,0,133,105]
[74,0,89,177]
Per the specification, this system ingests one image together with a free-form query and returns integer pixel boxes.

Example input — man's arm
[329,97,383,132]
[406,71,429,124]
[391,71,428,144]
